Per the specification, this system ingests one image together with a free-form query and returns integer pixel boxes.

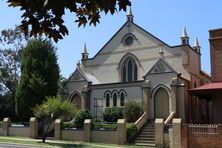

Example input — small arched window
[113,93,117,107]
[122,57,137,82]
[120,93,125,106]
[106,93,110,107]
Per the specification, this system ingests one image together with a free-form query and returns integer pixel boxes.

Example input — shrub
[123,100,143,123]
[0,121,3,127]
[63,121,76,129]
[93,123,117,130]
[127,123,137,143]
[74,110,92,128]
[102,107,124,122]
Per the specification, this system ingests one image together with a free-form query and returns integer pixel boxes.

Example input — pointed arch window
[106,93,110,107]
[120,93,125,106]
[113,93,117,107]
[122,57,137,82]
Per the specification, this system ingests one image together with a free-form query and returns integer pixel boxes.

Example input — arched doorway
[154,87,169,119]
[71,93,82,109]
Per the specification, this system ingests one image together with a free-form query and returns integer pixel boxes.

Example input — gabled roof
[69,68,86,81]
[132,22,171,47]
[86,21,173,61]
[82,19,201,62]
[144,58,178,77]
[87,21,129,60]
[69,67,100,84]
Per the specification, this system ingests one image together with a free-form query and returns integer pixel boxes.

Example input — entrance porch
[189,82,222,123]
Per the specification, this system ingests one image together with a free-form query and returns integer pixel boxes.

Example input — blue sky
[0,0,222,78]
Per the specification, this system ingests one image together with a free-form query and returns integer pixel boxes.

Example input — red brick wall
[209,29,222,82]
[188,134,222,148]
[182,124,222,148]
[210,44,222,81]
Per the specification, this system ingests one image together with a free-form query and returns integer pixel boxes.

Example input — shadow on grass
[45,142,87,148]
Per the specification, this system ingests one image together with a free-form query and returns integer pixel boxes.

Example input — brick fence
[182,124,222,148]
[0,117,126,145]
[0,117,38,138]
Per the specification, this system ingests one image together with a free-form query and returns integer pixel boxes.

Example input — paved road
[0,143,43,148]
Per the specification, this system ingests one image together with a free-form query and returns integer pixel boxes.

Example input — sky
[0,0,222,78]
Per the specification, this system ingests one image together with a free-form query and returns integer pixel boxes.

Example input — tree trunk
[42,119,53,143]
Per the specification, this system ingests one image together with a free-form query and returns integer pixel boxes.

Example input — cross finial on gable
[159,48,164,58]
[77,60,81,68]
[81,43,89,60]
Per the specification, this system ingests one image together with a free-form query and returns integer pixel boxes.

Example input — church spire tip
[181,27,188,38]
[194,37,200,47]
[127,6,134,22]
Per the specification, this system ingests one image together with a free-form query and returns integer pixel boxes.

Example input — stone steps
[133,121,155,147]
[134,142,155,147]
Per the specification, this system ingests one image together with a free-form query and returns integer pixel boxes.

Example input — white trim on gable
[144,58,178,77]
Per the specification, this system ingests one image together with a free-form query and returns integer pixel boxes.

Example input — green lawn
[0,136,148,148]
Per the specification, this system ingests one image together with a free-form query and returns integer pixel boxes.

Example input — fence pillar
[117,119,126,145]
[84,119,92,142]
[155,118,164,148]
[3,118,11,136]
[30,117,38,139]
[170,80,177,114]
[219,124,222,145]
[172,118,181,148]
[54,119,62,140]
[142,80,150,118]
[181,124,187,148]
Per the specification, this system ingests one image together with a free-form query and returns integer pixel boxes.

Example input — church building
[67,9,210,122]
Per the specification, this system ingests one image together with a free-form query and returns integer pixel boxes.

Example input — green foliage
[63,121,76,129]
[0,27,27,120]
[126,123,137,143]
[33,96,77,143]
[93,123,117,130]
[57,75,68,97]
[33,96,77,120]
[102,107,124,122]
[123,100,143,123]
[7,0,131,42]
[74,110,92,128]
[15,39,60,121]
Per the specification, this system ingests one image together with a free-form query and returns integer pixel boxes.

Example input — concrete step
[134,143,156,147]
[140,131,154,134]
[141,129,154,132]
[141,128,154,130]
[142,125,154,127]
[133,121,155,147]
[134,139,155,144]
[135,137,155,141]
[137,134,155,138]
[143,125,154,127]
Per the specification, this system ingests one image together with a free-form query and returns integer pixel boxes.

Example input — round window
[125,36,133,45]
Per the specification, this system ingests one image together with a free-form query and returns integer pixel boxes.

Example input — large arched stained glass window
[122,57,137,82]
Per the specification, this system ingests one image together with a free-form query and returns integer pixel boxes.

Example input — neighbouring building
[67,9,210,122]
[189,28,222,124]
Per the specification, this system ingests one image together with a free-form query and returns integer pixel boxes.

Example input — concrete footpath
[0,137,131,148]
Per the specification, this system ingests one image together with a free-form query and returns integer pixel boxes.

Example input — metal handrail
[164,111,175,125]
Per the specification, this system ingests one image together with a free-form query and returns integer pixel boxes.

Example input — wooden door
[154,88,169,119]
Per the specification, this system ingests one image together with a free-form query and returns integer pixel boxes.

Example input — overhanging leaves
[7,0,131,42]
